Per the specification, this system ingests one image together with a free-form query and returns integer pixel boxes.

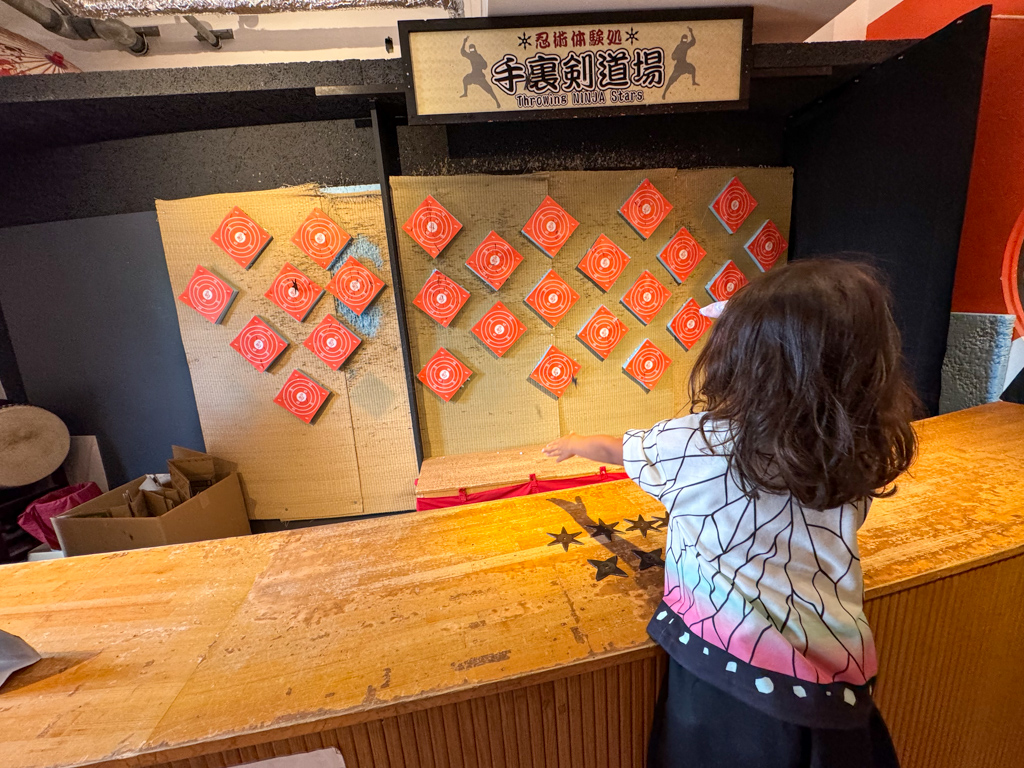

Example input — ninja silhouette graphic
[460,37,501,108]
[663,26,699,99]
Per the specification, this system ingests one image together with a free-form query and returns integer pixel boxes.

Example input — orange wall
[869,2,1024,315]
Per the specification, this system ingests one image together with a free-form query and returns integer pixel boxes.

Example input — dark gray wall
[0,212,204,485]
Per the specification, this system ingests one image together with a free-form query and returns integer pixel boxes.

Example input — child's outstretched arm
[542,433,623,465]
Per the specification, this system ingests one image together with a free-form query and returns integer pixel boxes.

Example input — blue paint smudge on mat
[328,234,385,338]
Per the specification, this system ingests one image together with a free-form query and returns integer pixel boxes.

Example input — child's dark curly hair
[689,259,919,509]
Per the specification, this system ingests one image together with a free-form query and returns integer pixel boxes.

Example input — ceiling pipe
[0,0,148,53]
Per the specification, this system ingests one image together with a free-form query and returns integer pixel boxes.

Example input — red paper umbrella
[265,263,325,322]
[524,270,580,327]
[706,260,749,302]
[403,195,462,258]
[273,369,331,424]
[471,301,527,357]
[178,265,237,324]
[292,208,351,269]
[623,340,671,392]
[620,178,673,240]
[465,231,524,291]
[303,315,361,370]
[577,306,629,360]
[530,345,580,398]
[621,270,671,325]
[0,28,81,75]
[413,269,471,327]
[577,234,631,292]
[710,177,758,234]
[522,196,579,258]
[667,299,713,351]
[230,316,289,372]
[658,226,707,284]
[745,220,788,272]
[210,206,272,269]
[326,257,386,315]
[418,348,473,402]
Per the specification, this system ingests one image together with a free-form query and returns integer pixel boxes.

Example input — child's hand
[542,433,577,463]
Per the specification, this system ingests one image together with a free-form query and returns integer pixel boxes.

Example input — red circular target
[413,270,470,327]
[620,179,672,239]
[403,195,463,258]
[471,301,526,357]
[179,265,236,324]
[658,226,707,284]
[292,208,351,268]
[525,270,580,327]
[522,196,579,257]
[621,270,671,325]
[578,234,630,292]
[273,370,330,424]
[744,220,788,272]
[577,306,628,360]
[303,315,361,370]
[624,340,671,391]
[668,299,712,351]
[530,345,580,398]
[418,348,472,401]
[230,316,288,372]
[465,232,524,290]
[265,263,324,322]
[211,207,271,269]
[710,177,758,234]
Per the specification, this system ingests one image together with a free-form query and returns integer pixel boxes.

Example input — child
[543,260,917,768]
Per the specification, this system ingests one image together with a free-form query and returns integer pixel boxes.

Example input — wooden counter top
[1,402,1022,768]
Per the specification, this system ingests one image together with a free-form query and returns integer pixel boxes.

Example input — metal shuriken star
[652,514,669,529]
[626,515,657,537]
[518,32,532,49]
[547,527,583,552]
[633,548,666,571]
[625,27,639,44]
[588,555,627,581]
[585,518,620,540]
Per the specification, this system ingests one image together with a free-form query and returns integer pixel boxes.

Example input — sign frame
[398,7,753,125]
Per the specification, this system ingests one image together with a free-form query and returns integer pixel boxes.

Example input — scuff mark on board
[451,649,511,671]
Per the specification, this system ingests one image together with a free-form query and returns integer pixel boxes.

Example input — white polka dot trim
[755,677,774,694]
[679,632,690,644]
[656,611,667,620]
[793,686,807,698]
[844,688,857,706]
[725,661,737,673]
[702,647,709,656]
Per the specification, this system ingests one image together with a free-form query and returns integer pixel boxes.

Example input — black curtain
[785,6,991,415]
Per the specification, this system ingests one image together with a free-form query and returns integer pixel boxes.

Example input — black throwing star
[518,32,532,49]
[626,515,657,537]
[585,518,620,540]
[625,27,639,44]
[547,527,583,552]
[588,555,627,581]
[633,548,666,571]
[652,514,669,529]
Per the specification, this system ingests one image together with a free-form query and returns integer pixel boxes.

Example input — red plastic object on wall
[230,316,289,372]
[619,178,673,239]
[210,206,272,269]
[524,270,580,327]
[292,207,351,269]
[403,195,463,258]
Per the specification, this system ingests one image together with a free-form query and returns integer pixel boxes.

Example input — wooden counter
[1,402,1023,768]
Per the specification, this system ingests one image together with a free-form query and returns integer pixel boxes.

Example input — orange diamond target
[668,299,713,351]
[230,316,288,372]
[524,270,580,327]
[264,263,325,322]
[210,206,271,269]
[273,369,331,424]
[413,269,470,327]
[292,208,351,269]
[530,345,580,398]
[621,270,671,325]
[623,340,671,392]
[745,220,788,271]
[706,260,749,302]
[619,178,673,239]
[303,315,361,370]
[418,348,473,402]
[326,257,386,315]
[402,195,462,258]
[577,234,631,292]
[178,265,237,324]
[471,301,527,357]
[710,177,758,234]
[577,306,629,360]
[465,231,524,290]
[658,226,707,284]
[521,196,579,258]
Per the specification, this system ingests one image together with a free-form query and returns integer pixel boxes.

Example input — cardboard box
[52,473,251,557]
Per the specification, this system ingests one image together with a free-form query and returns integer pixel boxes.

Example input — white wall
[806,0,903,42]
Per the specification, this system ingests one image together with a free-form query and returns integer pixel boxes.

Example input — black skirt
[647,658,901,768]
